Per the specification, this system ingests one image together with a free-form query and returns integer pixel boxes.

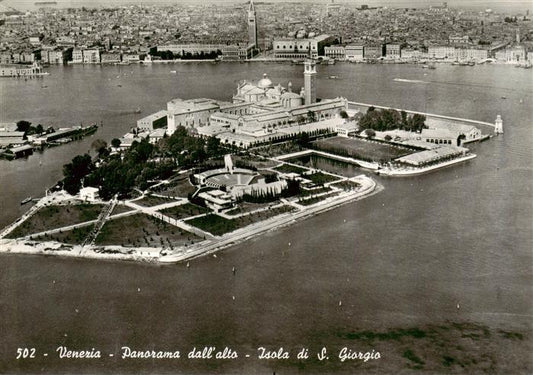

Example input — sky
[2,0,532,13]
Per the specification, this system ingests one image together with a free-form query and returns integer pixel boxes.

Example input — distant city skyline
[2,0,533,13]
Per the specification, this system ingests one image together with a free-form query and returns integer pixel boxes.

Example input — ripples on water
[0,63,531,373]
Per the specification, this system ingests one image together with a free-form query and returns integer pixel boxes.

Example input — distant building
[72,48,83,63]
[273,34,337,59]
[324,46,345,60]
[83,49,101,64]
[364,44,383,59]
[345,45,364,61]
[45,49,65,64]
[449,35,471,45]
[248,0,258,49]
[401,48,422,60]
[428,45,456,59]
[123,53,140,63]
[303,59,317,105]
[100,53,121,64]
[327,0,341,16]
[385,44,401,59]
[0,62,45,77]
[455,47,489,61]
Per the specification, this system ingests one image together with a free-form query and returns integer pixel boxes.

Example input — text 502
[16,348,36,359]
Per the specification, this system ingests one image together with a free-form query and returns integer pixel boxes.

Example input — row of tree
[358,107,427,133]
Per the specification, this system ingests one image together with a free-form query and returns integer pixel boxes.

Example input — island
[0,61,502,263]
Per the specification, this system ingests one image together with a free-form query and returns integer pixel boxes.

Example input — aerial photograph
[0,0,531,373]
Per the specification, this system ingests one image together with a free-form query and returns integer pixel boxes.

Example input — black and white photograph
[0,0,531,373]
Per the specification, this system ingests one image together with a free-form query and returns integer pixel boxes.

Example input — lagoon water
[0,62,532,373]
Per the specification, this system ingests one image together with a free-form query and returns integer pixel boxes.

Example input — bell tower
[303,59,317,105]
[248,0,258,50]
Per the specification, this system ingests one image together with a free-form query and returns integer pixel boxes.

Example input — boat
[328,75,339,79]
[135,107,142,114]
[21,197,32,205]
[170,70,177,74]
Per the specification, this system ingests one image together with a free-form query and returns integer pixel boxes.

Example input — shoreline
[0,175,378,264]
[63,59,531,67]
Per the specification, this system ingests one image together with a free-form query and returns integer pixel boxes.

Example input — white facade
[345,45,364,61]
[72,48,83,63]
[79,187,99,202]
[428,46,456,59]
[324,46,345,60]
[83,49,101,64]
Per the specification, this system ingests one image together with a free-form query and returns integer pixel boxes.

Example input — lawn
[33,224,94,245]
[225,201,273,216]
[274,163,308,174]
[253,142,304,158]
[233,154,279,169]
[304,171,340,185]
[150,174,196,198]
[95,213,202,248]
[298,192,340,206]
[160,203,210,220]
[313,136,414,163]
[5,204,103,239]
[135,195,177,207]
[110,204,135,215]
[187,206,295,236]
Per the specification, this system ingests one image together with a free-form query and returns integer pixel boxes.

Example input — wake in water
[393,78,428,84]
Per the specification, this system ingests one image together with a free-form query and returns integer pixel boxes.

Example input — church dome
[257,73,273,89]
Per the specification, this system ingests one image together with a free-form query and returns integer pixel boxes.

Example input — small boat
[170,70,177,74]
[135,107,142,114]
[328,75,339,79]
[501,96,507,99]
[21,197,32,205]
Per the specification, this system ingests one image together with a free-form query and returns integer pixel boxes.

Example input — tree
[206,136,220,156]
[339,110,349,119]
[307,110,317,123]
[63,154,94,195]
[297,132,310,147]
[111,138,121,148]
[400,110,408,129]
[367,106,376,113]
[91,139,108,157]
[410,113,427,133]
[365,129,376,139]
[16,120,32,133]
